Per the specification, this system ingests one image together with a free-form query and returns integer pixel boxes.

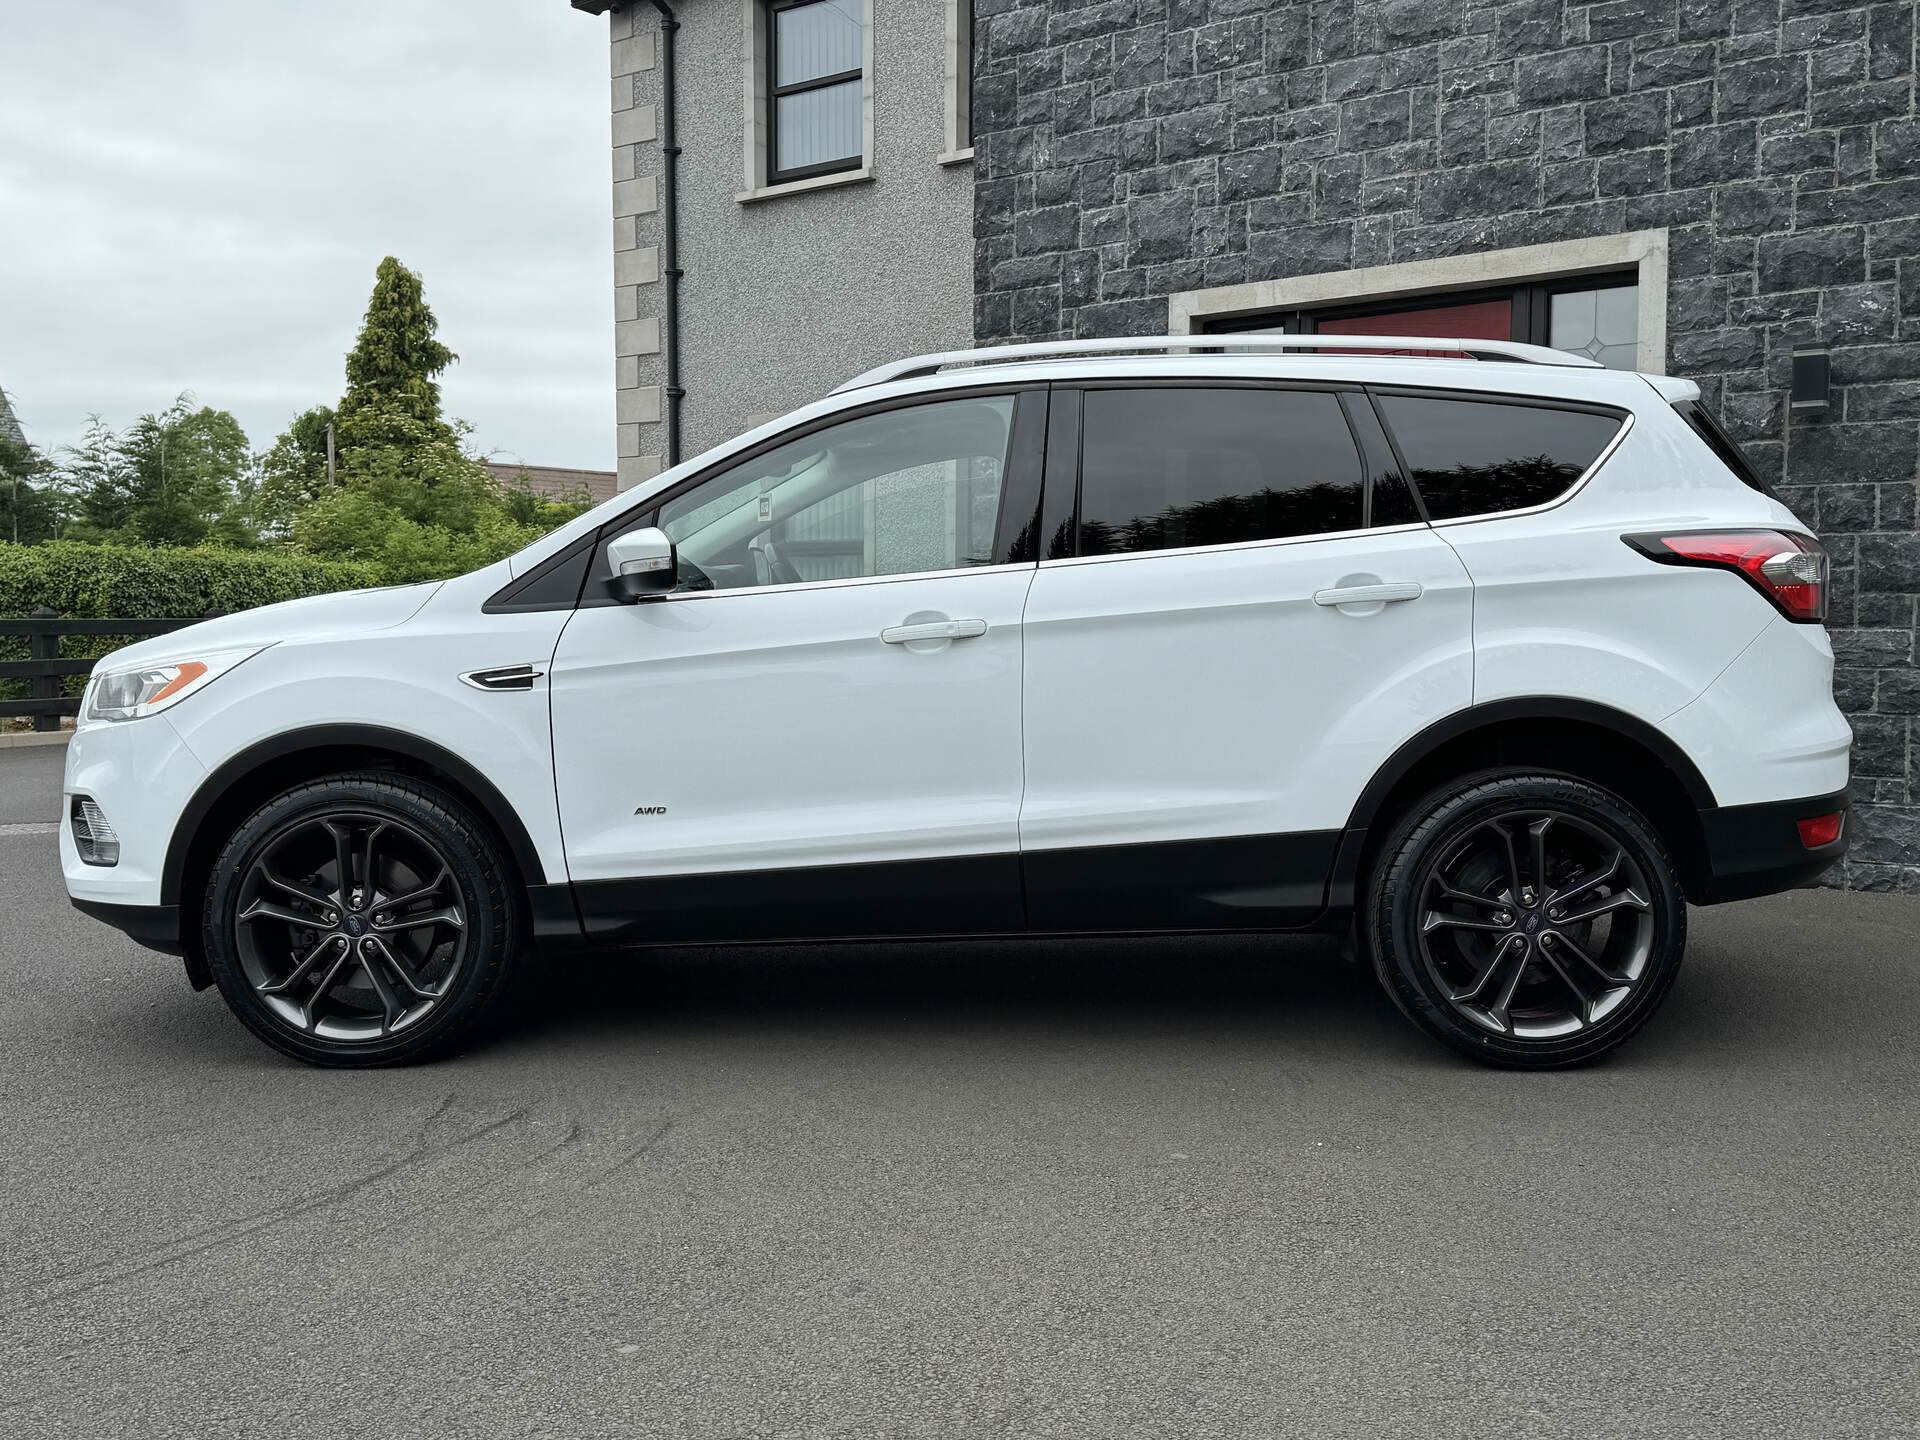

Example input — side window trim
[1365,383,1633,528]
[578,384,1044,608]
[1039,385,1081,560]
[1342,389,1429,527]
[1673,398,1775,498]
[481,530,599,615]
[992,387,1049,566]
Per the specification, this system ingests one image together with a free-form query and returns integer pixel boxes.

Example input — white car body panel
[66,567,572,908]
[61,712,207,905]
[549,566,1033,882]
[1019,526,1473,847]
[1662,617,1853,806]
[1440,398,1822,772]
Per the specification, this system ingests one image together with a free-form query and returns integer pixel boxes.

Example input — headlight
[84,647,268,723]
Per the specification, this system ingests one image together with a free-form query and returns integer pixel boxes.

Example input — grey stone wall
[973,0,1920,890]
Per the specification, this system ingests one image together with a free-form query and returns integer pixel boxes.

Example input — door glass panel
[1077,388,1367,556]
[1375,394,1622,520]
[1549,285,1640,369]
[656,397,1012,590]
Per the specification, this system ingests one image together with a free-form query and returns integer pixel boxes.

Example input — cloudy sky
[1,0,613,469]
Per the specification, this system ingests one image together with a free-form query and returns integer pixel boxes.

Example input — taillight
[1623,529,1828,622]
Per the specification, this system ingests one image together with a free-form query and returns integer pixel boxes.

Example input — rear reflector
[1623,529,1828,622]
[1797,811,1845,849]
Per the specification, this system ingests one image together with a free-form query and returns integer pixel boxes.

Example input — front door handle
[1312,582,1424,607]
[880,619,988,645]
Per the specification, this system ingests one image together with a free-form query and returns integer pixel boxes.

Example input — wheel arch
[1330,699,1717,907]
[162,725,551,917]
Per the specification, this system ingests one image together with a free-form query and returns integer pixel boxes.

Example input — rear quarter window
[1374,392,1624,521]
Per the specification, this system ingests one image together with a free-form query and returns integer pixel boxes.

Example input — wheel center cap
[1522,912,1542,934]
[343,914,368,938]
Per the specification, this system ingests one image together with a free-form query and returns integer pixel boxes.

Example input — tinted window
[1078,388,1366,556]
[649,396,1012,592]
[1376,394,1622,520]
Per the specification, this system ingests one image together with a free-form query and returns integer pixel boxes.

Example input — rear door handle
[1312,582,1424,607]
[880,619,988,644]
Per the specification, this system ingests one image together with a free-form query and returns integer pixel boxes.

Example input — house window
[965,2,975,144]
[1547,284,1639,369]
[1208,274,1642,371]
[941,1,975,162]
[768,0,866,183]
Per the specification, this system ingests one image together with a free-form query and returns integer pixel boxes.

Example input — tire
[1365,770,1686,1069]
[202,771,524,1067]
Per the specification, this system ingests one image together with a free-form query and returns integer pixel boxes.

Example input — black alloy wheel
[203,773,522,1066]
[1366,771,1687,1068]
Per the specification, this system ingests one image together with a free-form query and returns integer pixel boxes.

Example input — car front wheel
[201,771,523,1067]
[1365,770,1687,1069]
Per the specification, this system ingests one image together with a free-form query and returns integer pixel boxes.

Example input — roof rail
[833,333,1603,393]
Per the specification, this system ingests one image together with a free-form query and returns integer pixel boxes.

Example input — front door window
[655,396,1013,591]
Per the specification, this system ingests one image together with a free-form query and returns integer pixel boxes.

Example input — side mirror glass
[605,527,678,602]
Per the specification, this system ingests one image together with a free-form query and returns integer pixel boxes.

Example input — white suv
[62,335,1851,1069]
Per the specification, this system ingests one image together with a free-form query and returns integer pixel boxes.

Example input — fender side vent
[460,664,543,692]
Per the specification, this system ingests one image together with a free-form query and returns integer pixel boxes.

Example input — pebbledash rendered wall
[973,0,1920,891]
[599,0,974,486]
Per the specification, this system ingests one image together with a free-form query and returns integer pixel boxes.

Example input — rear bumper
[1694,789,1848,904]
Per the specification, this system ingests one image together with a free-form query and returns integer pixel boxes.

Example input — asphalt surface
[2,744,1916,1439]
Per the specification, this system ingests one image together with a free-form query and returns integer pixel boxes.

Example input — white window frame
[1167,230,1671,374]
[739,0,876,204]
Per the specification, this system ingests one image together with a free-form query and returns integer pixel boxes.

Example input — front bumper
[1693,788,1848,904]
[69,897,185,954]
[61,714,207,911]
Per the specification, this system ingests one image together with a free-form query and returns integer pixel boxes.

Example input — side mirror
[605,527,677,602]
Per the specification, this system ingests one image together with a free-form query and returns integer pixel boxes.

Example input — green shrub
[0,541,384,705]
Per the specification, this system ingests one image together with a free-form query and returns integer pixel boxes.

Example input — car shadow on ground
[518,936,1367,1029]
[501,930,1440,1061]
[491,895,1878,1071]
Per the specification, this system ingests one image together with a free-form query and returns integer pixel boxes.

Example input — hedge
[1,541,385,707]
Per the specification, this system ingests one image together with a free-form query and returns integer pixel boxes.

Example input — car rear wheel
[202,772,523,1067]
[1365,770,1687,1068]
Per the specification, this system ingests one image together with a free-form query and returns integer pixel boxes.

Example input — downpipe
[650,0,683,467]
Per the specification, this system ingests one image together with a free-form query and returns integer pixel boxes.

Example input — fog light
[71,796,120,867]
[1796,811,1844,850]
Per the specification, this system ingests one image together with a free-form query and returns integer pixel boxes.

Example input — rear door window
[1373,393,1623,521]
[1076,387,1370,556]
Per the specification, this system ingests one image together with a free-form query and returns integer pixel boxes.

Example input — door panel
[549,567,1033,938]
[1019,527,1473,925]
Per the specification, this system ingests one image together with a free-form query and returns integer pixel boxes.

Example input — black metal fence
[0,609,220,732]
